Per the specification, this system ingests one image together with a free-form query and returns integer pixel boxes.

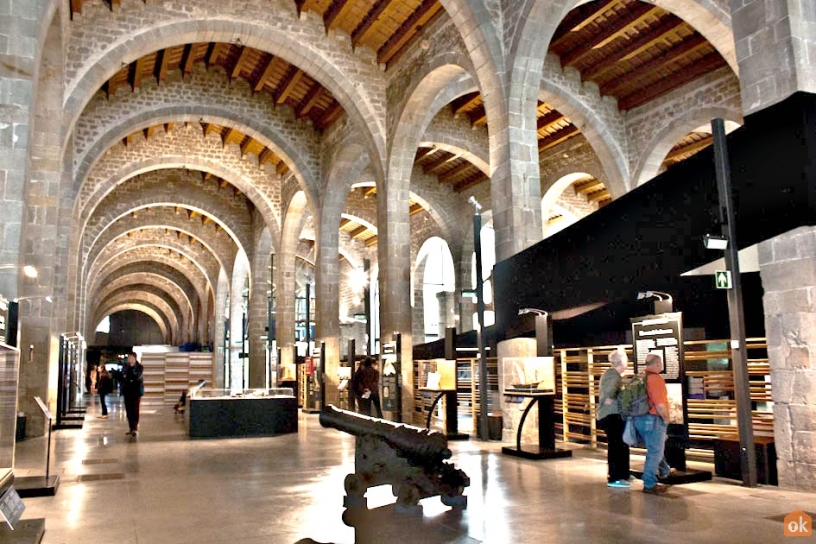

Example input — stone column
[213,271,229,388]
[758,227,816,491]
[247,250,269,389]
[377,182,413,422]
[730,0,816,115]
[315,215,341,407]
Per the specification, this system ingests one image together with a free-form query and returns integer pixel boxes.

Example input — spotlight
[704,233,728,250]
[468,196,482,212]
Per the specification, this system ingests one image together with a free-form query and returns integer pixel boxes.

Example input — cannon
[319,405,469,516]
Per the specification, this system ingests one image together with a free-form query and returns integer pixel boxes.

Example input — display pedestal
[0,518,45,543]
[713,435,777,485]
[502,395,572,460]
[419,388,469,441]
[14,476,59,498]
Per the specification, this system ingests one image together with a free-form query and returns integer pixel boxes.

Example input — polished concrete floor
[12,395,815,544]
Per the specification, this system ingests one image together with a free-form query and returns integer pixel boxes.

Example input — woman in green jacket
[596,347,630,488]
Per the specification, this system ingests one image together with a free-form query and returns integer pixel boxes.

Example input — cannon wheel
[343,473,367,510]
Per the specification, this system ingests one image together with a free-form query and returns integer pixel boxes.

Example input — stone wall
[759,226,816,491]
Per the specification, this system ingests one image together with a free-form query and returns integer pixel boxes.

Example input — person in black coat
[96,366,114,419]
[122,352,144,437]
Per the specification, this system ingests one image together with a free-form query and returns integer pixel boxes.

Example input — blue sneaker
[607,480,632,488]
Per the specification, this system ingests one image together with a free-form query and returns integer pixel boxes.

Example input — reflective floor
[14,396,814,543]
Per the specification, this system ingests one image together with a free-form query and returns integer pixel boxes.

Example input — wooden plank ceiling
[70,0,443,69]
[549,0,728,111]
[80,0,722,249]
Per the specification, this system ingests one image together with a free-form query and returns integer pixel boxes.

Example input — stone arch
[81,165,252,258]
[93,274,194,341]
[92,304,170,344]
[73,65,319,197]
[85,207,241,284]
[63,12,386,185]
[538,76,627,197]
[98,284,184,343]
[75,127,282,241]
[87,243,219,323]
[633,106,743,186]
[86,227,228,294]
[413,236,456,338]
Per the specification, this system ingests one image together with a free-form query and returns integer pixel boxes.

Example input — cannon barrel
[320,405,451,465]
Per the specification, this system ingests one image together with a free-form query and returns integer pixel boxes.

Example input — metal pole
[474,212,489,441]
[364,258,371,356]
[712,117,758,487]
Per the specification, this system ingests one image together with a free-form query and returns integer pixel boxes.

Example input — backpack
[618,373,651,418]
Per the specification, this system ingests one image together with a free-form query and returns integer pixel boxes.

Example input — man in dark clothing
[359,357,382,418]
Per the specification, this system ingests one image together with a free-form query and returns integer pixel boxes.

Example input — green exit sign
[715,270,732,289]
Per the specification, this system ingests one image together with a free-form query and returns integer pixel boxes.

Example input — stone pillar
[213,271,229,388]
[377,183,413,422]
[247,250,268,389]
[315,216,340,407]
[730,0,816,115]
[758,227,816,491]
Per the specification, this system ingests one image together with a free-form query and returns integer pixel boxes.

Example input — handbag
[623,417,639,447]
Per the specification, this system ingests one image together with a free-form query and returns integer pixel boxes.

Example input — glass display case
[187,387,297,438]
[502,356,555,395]
[189,387,294,399]
[0,342,20,497]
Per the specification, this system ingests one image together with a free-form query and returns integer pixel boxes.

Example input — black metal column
[712,117,758,487]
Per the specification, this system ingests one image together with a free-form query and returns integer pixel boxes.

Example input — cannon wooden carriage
[319,405,469,516]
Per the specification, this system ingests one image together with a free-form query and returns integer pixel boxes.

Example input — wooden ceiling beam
[253,54,276,92]
[154,48,170,84]
[561,4,660,68]
[164,122,174,133]
[203,123,218,138]
[143,125,156,140]
[296,83,323,117]
[205,42,224,68]
[378,0,443,66]
[583,17,682,81]
[587,190,611,203]
[325,0,354,32]
[574,179,604,195]
[223,128,241,147]
[180,43,196,76]
[538,125,580,152]
[365,235,378,247]
[128,57,146,91]
[109,0,120,11]
[409,203,424,216]
[276,67,303,105]
[102,81,114,99]
[471,108,487,126]
[453,172,488,193]
[295,0,320,16]
[364,186,377,197]
[318,101,344,129]
[439,160,475,182]
[231,46,251,80]
[601,34,708,96]
[550,0,622,49]
[415,146,437,162]
[352,0,395,48]
[452,92,482,116]
[537,110,566,132]
[258,148,273,166]
[276,160,289,176]
[71,0,83,17]
[123,134,134,147]
[339,218,352,228]
[618,51,725,110]
[664,134,713,161]
[349,225,368,238]
[424,154,460,175]
[240,136,253,156]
